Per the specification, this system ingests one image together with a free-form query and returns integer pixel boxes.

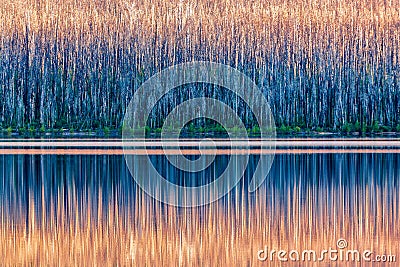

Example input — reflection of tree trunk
[24,155,30,233]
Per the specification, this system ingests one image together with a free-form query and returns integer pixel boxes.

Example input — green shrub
[144,126,151,135]
[278,125,290,134]
[188,123,195,133]
[231,126,240,134]
[354,121,361,132]
[342,122,353,133]
[163,125,174,133]
[362,125,367,134]
[371,121,380,132]
[18,127,26,134]
[28,126,35,134]
[214,124,225,133]
[251,125,260,134]
[103,126,110,135]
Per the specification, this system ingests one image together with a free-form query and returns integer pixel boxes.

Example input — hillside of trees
[0,0,399,135]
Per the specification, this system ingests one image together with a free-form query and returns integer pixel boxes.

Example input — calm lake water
[1,140,399,265]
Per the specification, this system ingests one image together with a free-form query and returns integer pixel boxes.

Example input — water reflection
[1,153,399,265]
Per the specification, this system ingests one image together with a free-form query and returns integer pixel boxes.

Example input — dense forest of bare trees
[0,0,399,134]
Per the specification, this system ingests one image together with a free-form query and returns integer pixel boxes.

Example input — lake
[0,139,399,265]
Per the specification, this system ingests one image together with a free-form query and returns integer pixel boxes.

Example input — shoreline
[1,139,400,155]
[1,131,400,139]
